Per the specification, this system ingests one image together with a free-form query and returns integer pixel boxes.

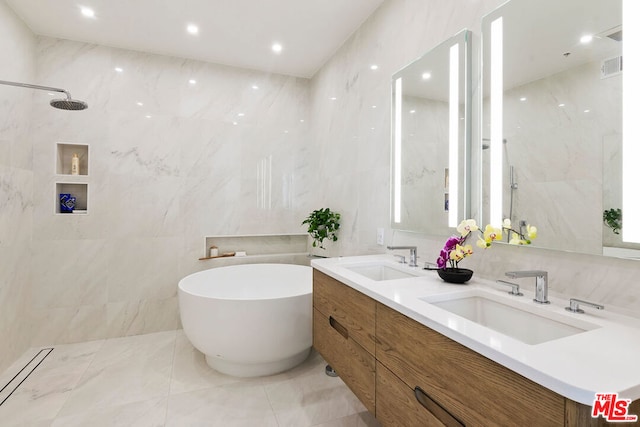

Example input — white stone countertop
[311,254,640,405]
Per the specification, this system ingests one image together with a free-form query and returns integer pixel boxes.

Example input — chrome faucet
[387,246,418,267]
[504,270,549,304]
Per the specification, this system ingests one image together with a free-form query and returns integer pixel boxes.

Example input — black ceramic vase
[437,268,473,284]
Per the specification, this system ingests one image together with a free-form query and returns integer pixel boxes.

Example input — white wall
[309,0,500,254]
[0,1,36,373]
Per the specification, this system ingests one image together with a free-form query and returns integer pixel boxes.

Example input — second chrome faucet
[504,270,549,304]
[387,246,418,267]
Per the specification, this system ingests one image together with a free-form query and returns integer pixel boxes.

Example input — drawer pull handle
[329,316,349,339]
[414,386,465,427]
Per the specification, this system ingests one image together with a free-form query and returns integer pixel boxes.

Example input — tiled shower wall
[25,37,313,347]
[0,1,36,373]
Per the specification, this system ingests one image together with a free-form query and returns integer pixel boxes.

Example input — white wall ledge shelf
[201,233,308,260]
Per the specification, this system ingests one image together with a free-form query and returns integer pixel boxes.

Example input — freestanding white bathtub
[178,263,312,377]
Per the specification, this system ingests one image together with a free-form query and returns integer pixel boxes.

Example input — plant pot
[437,268,473,284]
[308,237,340,258]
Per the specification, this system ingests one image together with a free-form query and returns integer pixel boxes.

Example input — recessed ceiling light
[558,103,565,107]
[251,84,259,90]
[422,72,432,80]
[519,97,527,101]
[80,6,95,18]
[372,105,377,109]
[284,130,289,134]
[114,67,123,73]
[232,121,238,126]
[409,109,416,114]
[145,114,152,119]
[329,97,337,101]
[136,102,143,106]
[272,43,283,53]
[187,24,199,35]
[188,79,197,85]
[300,119,305,123]
[237,112,245,117]
[370,64,379,70]
[584,109,591,113]
[580,34,593,44]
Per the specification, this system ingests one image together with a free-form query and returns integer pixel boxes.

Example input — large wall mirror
[481,0,640,258]
[391,30,470,235]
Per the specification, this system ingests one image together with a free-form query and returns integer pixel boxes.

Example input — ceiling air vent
[601,55,622,79]
[606,29,622,42]
[597,25,622,42]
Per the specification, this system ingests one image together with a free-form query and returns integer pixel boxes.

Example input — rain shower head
[0,79,88,111]
[50,97,88,111]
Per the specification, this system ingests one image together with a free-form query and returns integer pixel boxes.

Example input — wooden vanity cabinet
[376,302,564,426]
[312,270,639,426]
[312,270,376,412]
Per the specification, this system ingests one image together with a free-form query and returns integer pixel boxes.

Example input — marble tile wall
[0,1,36,374]
[26,37,313,345]
[309,0,502,255]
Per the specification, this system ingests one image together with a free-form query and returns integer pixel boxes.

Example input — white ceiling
[5,0,385,78]
[483,0,622,90]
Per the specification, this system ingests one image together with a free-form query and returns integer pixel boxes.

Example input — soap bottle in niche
[71,153,79,175]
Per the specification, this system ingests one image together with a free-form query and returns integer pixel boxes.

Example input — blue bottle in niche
[59,193,76,213]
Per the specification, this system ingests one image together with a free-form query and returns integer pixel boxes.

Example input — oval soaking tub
[178,263,312,377]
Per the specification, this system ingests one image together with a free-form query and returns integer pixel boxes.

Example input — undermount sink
[421,290,599,345]
[345,263,420,281]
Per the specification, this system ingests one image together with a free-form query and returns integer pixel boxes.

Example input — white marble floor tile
[169,330,262,395]
[264,351,368,427]
[57,331,176,416]
[165,383,278,427]
[1,330,375,427]
[0,340,104,426]
[50,396,168,427]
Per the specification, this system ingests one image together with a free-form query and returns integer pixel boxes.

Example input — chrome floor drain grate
[0,348,54,406]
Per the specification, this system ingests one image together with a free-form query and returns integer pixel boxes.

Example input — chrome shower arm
[0,79,71,99]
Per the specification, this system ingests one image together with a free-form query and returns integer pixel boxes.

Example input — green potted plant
[302,208,341,249]
[603,208,622,235]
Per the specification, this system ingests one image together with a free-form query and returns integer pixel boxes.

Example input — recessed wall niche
[55,182,88,214]
[55,142,90,214]
[56,143,89,176]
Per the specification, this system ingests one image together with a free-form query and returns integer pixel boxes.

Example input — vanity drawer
[376,302,565,426]
[313,308,376,413]
[313,270,376,354]
[377,361,461,427]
